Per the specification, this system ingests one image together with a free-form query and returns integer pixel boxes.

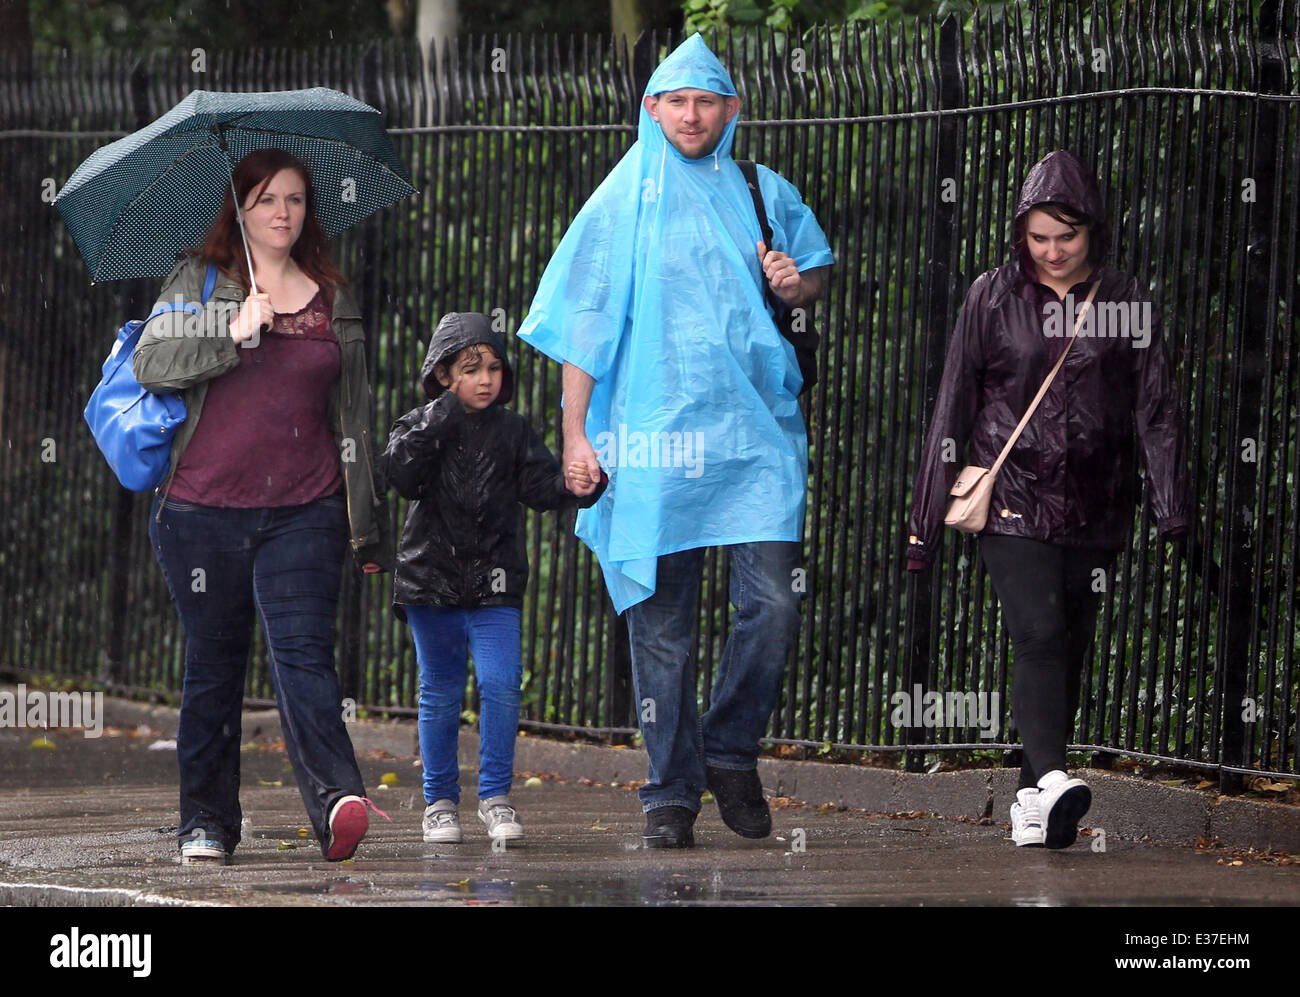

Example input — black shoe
[706,765,772,838]
[642,806,696,848]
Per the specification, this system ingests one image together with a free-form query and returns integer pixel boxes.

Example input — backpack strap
[738,159,771,245]
[737,160,782,315]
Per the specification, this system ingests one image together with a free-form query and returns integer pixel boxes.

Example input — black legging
[979,536,1114,789]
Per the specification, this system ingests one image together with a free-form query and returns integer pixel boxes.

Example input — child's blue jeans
[403,605,523,805]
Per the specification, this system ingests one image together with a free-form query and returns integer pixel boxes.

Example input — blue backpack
[84,264,218,491]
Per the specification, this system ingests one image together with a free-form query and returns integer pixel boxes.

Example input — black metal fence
[2,0,1297,786]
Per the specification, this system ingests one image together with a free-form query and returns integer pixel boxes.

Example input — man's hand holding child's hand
[566,459,601,495]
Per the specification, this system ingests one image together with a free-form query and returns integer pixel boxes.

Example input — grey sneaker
[477,796,525,843]
[422,800,462,843]
[179,837,229,865]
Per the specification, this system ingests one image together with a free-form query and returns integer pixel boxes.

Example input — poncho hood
[421,311,515,405]
[642,32,740,167]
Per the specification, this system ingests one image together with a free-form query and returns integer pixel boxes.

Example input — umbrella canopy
[55,87,417,282]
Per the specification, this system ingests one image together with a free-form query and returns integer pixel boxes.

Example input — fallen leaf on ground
[1249,777,1292,793]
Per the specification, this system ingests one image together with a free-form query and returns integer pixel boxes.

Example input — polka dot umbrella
[55,87,417,285]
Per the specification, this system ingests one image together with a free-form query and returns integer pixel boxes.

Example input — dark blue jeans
[624,542,802,813]
[149,492,365,856]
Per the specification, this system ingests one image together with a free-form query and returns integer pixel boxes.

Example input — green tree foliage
[681,0,960,34]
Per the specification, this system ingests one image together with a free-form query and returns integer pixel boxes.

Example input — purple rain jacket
[907,151,1190,566]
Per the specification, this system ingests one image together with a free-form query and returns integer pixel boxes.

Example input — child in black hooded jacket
[380,312,603,846]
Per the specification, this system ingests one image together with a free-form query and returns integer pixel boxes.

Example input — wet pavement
[3,775,1298,908]
[0,698,1297,908]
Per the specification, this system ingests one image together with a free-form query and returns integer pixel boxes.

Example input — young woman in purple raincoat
[907,150,1190,848]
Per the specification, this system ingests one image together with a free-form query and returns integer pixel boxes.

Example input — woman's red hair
[196,148,347,294]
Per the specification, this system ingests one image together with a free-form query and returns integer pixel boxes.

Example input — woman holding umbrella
[136,147,389,864]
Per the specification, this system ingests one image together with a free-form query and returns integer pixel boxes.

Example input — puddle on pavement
[409,874,772,906]
[245,881,374,896]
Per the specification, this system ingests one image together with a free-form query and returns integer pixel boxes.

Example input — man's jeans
[402,605,523,805]
[149,492,365,856]
[624,541,802,813]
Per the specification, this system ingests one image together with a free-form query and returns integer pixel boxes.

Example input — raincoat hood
[420,312,515,405]
[1013,150,1109,270]
[642,32,740,168]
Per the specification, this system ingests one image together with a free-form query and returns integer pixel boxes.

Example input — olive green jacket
[133,255,390,570]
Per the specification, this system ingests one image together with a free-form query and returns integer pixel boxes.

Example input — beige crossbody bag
[944,281,1099,534]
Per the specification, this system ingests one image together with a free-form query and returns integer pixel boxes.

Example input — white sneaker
[477,796,524,843]
[1036,769,1091,849]
[422,801,462,843]
[1009,787,1045,847]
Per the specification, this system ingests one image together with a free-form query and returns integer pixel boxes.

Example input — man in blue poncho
[518,35,833,848]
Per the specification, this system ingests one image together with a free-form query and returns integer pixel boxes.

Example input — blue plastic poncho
[518,34,835,612]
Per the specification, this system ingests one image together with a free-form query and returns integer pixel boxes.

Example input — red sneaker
[326,795,389,861]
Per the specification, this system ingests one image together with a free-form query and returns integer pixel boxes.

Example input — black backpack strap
[738,159,772,247]
[738,160,782,314]
[737,160,820,399]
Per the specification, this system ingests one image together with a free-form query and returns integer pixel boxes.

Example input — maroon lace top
[169,288,343,507]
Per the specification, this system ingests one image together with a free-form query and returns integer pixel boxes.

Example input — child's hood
[421,312,516,404]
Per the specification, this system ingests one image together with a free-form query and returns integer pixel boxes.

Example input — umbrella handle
[230,173,260,297]
[229,172,269,336]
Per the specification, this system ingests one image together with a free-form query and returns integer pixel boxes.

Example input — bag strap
[989,280,1100,477]
[148,263,218,515]
[737,160,784,317]
[144,262,219,321]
